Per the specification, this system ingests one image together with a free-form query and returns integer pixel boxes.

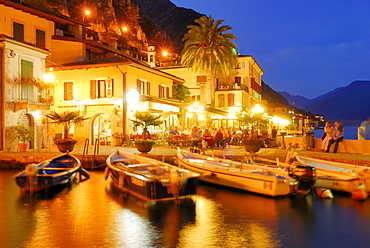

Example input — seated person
[326,121,344,153]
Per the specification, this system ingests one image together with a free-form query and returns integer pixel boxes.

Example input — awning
[204,107,229,116]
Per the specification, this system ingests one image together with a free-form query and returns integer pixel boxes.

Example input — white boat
[105,150,199,201]
[295,155,370,193]
[176,150,316,197]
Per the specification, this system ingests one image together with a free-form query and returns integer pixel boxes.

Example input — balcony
[217,84,249,93]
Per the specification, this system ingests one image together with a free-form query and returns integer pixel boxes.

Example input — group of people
[321,121,344,153]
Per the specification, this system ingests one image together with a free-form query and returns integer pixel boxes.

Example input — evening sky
[171,0,370,99]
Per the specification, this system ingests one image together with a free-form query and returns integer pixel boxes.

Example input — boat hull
[177,151,297,197]
[14,154,83,191]
[296,156,368,193]
[106,150,199,201]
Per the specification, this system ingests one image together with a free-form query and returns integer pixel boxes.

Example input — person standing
[321,121,333,152]
[326,121,344,153]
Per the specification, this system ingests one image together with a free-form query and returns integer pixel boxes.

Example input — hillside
[304,81,370,125]
[278,91,311,109]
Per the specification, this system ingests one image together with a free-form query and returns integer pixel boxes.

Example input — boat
[295,155,370,194]
[14,153,90,192]
[176,150,316,197]
[105,150,200,201]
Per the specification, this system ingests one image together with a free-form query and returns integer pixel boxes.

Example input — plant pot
[113,138,123,146]
[55,142,77,153]
[135,142,154,153]
[18,143,28,152]
[244,142,262,153]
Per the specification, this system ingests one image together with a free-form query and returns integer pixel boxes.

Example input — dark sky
[171,0,370,99]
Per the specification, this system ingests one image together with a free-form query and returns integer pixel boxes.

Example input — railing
[217,84,249,93]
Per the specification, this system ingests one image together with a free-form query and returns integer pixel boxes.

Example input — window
[191,95,200,102]
[36,29,45,48]
[13,22,24,41]
[90,79,114,99]
[235,77,241,87]
[137,80,150,95]
[64,82,73,100]
[218,94,225,107]
[228,93,235,107]
[159,85,169,98]
[197,75,207,86]
[21,60,33,100]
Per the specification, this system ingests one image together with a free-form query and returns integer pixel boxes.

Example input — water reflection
[1,171,370,248]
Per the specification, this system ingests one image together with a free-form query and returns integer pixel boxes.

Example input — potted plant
[112,132,124,146]
[13,124,33,152]
[130,112,163,153]
[242,137,264,153]
[46,110,88,153]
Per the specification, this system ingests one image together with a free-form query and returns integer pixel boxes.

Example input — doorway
[92,114,112,145]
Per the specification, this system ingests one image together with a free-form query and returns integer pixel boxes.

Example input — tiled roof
[61,56,133,67]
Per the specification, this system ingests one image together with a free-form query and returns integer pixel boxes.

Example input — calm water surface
[1,170,370,248]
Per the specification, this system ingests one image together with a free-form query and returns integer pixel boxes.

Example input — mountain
[131,0,203,50]
[304,81,370,125]
[262,82,290,106]
[278,91,311,109]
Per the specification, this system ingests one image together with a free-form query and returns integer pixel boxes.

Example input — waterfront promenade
[1,144,369,168]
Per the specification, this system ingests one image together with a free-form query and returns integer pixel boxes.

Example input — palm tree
[46,111,88,139]
[130,112,163,140]
[181,15,238,107]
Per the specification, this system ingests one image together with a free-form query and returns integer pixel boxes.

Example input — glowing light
[126,89,140,105]
[251,104,264,114]
[85,10,91,16]
[122,26,128,32]
[43,73,55,83]
[162,51,168,57]
[193,102,199,108]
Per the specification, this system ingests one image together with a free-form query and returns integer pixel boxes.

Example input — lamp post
[187,102,204,127]
[83,9,90,22]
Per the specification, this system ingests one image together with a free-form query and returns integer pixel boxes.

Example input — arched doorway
[91,114,112,145]
[18,113,34,149]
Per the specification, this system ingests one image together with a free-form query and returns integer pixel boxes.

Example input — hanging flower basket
[135,140,155,153]
[244,142,262,153]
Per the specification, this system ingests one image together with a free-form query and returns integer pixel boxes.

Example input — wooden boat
[105,150,199,201]
[176,150,316,197]
[295,155,370,194]
[14,153,90,192]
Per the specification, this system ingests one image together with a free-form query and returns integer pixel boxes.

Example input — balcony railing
[217,84,249,93]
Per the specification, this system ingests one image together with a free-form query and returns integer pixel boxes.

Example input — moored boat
[105,150,199,201]
[14,153,89,192]
[295,155,369,193]
[176,150,316,197]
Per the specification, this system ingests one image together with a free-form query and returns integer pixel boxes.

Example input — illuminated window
[90,79,114,99]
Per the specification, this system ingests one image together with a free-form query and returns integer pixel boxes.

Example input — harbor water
[1,170,370,248]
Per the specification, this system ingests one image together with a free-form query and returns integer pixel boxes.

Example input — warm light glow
[126,89,140,105]
[198,106,204,112]
[188,106,195,112]
[33,110,41,120]
[122,26,128,32]
[162,51,168,57]
[193,102,199,108]
[251,104,264,114]
[43,73,55,83]
[85,10,91,15]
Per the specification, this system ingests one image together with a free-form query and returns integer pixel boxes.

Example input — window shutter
[107,79,113,98]
[90,80,96,99]
[146,82,150,95]
[137,79,141,94]
[13,22,24,41]
[159,85,162,98]
[228,93,235,107]
[36,29,46,48]
[64,82,73,100]
[166,87,169,99]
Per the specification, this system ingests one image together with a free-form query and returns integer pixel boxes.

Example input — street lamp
[187,102,204,126]
[83,10,90,22]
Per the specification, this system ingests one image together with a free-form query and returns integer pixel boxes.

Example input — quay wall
[277,136,370,154]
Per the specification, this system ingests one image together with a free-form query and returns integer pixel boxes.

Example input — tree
[181,15,238,107]
[173,83,191,101]
[46,111,88,140]
[130,112,163,140]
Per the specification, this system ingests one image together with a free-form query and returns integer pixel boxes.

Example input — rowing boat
[14,153,90,192]
[105,150,199,201]
[177,150,316,197]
